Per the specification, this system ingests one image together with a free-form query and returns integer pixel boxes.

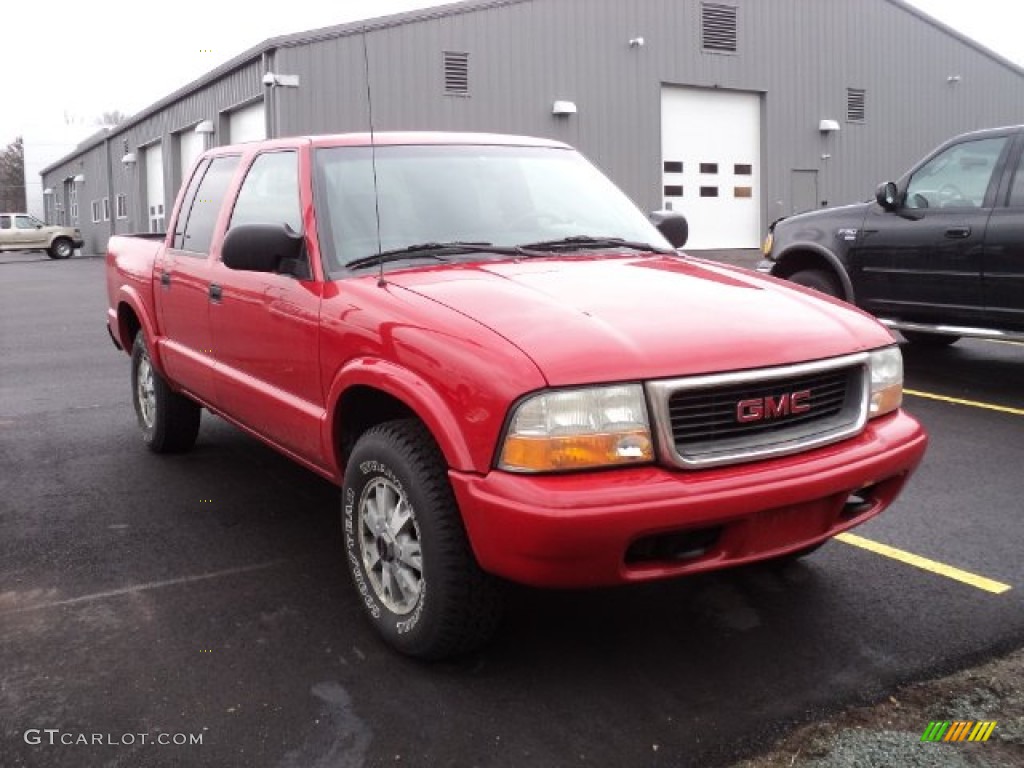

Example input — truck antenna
[361,30,386,288]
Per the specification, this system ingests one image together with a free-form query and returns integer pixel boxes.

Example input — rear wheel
[131,332,200,453]
[342,419,502,660]
[787,268,841,299]
[900,330,960,348]
[48,238,73,259]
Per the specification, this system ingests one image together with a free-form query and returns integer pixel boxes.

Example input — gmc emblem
[736,390,812,423]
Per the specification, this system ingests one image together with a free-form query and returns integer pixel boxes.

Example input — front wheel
[900,331,960,348]
[131,332,200,453]
[48,238,74,259]
[342,419,502,660]
[787,268,841,299]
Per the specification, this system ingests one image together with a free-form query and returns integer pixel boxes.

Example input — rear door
[982,133,1024,331]
[851,134,1011,324]
[209,148,325,462]
[157,154,241,402]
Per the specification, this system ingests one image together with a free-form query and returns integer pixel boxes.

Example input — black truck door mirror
[875,181,900,211]
[648,210,689,248]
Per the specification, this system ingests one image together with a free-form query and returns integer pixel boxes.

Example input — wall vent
[444,51,469,95]
[702,3,738,53]
[847,88,866,123]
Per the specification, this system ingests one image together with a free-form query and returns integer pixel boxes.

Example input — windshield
[314,144,671,271]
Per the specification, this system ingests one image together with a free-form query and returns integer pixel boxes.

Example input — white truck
[0,213,82,259]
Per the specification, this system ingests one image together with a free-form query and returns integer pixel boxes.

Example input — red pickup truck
[106,133,927,659]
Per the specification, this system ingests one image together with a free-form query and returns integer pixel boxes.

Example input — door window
[905,137,1007,209]
[1007,148,1024,208]
[1,216,11,230]
[178,155,240,255]
[229,151,301,232]
[14,215,37,229]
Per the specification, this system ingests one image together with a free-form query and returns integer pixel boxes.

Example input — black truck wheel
[787,268,841,299]
[342,419,502,660]
[131,332,200,453]
[48,238,74,259]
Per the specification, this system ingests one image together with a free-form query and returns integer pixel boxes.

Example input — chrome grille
[646,353,870,469]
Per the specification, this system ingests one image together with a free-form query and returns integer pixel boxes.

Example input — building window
[847,88,866,123]
[734,164,753,175]
[702,3,738,53]
[664,161,684,174]
[116,194,128,219]
[69,187,78,224]
[664,185,684,198]
[91,200,101,223]
[443,51,469,95]
[102,197,110,221]
[700,186,719,197]
[700,162,719,174]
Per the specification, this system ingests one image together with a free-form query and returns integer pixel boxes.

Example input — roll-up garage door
[229,101,266,144]
[142,143,165,233]
[661,87,761,249]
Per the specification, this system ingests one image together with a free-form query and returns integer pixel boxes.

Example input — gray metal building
[41,0,1024,254]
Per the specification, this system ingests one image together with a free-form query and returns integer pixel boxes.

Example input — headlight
[868,346,903,418]
[499,384,654,472]
[761,232,774,256]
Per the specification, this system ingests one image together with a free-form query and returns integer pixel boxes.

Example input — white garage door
[179,129,205,189]
[229,101,266,144]
[142,143,165,233]
[661,87,761,249]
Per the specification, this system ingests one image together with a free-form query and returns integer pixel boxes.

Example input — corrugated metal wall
[41,62,264,251]
[44,0,1024,252]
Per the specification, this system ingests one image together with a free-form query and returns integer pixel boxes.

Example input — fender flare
[325,358,478,475]
[775,243,856,303]
[114,286,166,373]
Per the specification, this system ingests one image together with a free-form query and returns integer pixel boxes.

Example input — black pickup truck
[759,125,1024,346]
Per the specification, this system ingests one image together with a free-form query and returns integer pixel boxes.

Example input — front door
[209,149,325,463]
[983,136,1024,331]
[851,135,1011,324]
[157,155,241,402]
[13,215,47,249]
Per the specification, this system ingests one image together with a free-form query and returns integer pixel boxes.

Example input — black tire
[130,332,200,453]
[900,330,960,348]
[787,268,841,299]
[48,238,74,259]
[342,419,502,660]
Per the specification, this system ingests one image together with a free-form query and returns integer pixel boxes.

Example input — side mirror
[875,181,900,211]
[36,224,43,229]
[222,223,305,274]
[648,210,689,248]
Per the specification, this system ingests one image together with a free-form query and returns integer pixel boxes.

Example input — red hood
[388,255,895,386]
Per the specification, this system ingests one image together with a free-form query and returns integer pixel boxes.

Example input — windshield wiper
[516,235,674,254]
[345,241,528,270]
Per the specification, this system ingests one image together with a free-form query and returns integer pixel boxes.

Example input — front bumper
[451,410,926,588]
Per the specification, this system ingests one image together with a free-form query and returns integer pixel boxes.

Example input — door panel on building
[209,150,324,462]
[158,155,241,402]
[791,170,818,215]
[851,136,1009,323]
[661,86,761,249]
[228,101,266,144]
[142,143,166,233]
[178,130,205,195]
[983,139,1024,329]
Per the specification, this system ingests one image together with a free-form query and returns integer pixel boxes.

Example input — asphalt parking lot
[2,253,1022,768]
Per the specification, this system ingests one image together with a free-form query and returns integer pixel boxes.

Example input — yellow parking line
[836,533,1012,594]
[904,389,1024,417]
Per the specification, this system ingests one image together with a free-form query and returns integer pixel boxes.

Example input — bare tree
[97,110,130,127]
[0,137,26,212]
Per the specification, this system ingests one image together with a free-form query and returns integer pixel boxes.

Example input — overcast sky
[1,0,1020,149]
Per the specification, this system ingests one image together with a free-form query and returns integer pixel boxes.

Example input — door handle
[208,283,222,302]
[945,226,971,239]
[160,270,171,287]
